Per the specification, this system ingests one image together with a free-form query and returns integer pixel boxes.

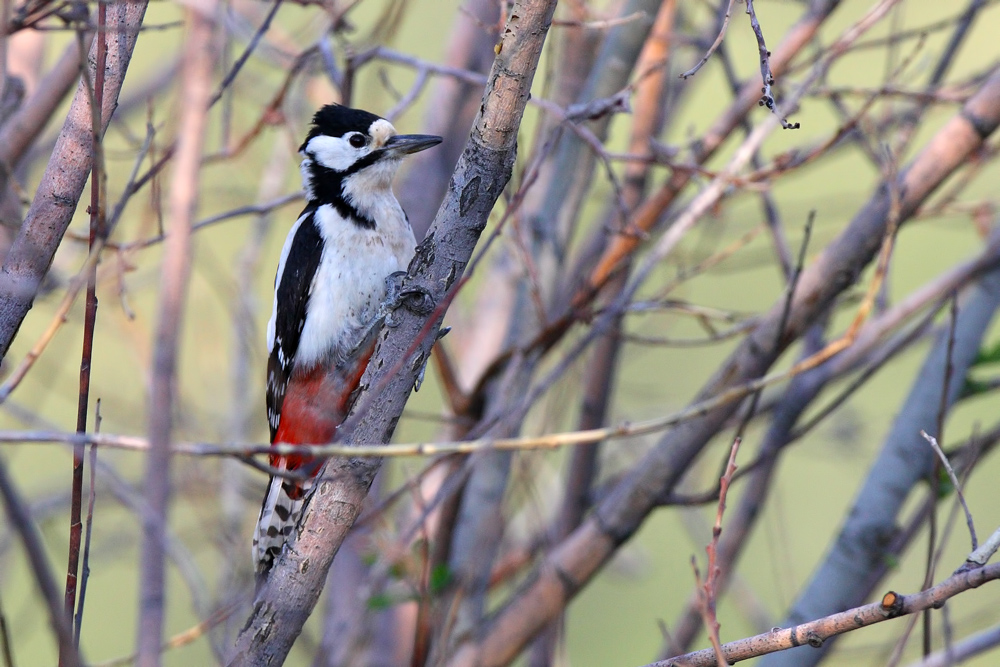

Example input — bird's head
[299,104,442,208]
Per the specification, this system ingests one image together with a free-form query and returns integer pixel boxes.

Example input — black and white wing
[266,204,324,442]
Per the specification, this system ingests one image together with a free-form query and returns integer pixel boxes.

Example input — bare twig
[679,0,737,80]
[648,563,1000,667]
[63,5,107,657]
[0,456,80,666]
[74,401,100,644]
[693,438,742,667]
[920,430,978,551]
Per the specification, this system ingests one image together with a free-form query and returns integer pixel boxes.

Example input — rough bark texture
[226,1,559,664]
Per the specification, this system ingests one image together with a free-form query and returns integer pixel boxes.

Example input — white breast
[294,202,416,368]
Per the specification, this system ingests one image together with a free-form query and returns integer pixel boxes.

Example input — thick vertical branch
[0,0,148,361]
[228,1,558,664]
[136,5,217,666]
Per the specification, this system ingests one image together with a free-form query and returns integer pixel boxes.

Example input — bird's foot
[382,271,435,328]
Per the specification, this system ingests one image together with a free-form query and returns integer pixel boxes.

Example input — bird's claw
[383,271,407,306]
[381,271,435,327]
[412,328,451,392]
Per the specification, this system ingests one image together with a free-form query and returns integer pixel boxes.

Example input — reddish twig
[62,5,107,658]
[74,400,101,642]
[0,456,80,666]
[692,437,742,667]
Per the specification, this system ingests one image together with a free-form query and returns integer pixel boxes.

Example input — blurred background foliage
[3,0,1000,664]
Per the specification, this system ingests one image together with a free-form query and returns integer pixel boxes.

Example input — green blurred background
[4,0,1000,664]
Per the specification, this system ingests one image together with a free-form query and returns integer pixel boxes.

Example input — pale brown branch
[649,563,1000,667]
[0,0,148,362]
[137,3,218,662]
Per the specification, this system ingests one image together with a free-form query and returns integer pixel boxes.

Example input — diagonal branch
[0,0,149,361]
[649,562,1000,667]
[227,0,559,664]
[447,63,1000,667]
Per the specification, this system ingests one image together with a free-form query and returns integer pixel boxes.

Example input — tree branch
[227,0,558,663]
[0,0,148,361]
[447,63,1000,667]
[137,3,217,663]
[649,562,1000,667]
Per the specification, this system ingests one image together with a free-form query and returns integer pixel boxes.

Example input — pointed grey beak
[384,134,443,156]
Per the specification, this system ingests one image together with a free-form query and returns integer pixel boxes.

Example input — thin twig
[679,0,737,80]
[208,0,283,109]
[693,437,742,667]
[746,0,799,129]
[921,431,978,551]
[63,4,107,655]
[74,400,101,643]
[0,456,80,666]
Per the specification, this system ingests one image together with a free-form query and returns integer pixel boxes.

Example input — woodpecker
[253,104,442,578]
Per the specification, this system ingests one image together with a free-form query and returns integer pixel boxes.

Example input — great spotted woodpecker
[253,104,441,578]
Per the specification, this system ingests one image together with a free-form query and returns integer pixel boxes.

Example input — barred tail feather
[254,340,377,581]
[252,467,314,578]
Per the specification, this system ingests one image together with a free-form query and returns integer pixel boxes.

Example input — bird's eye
[349,134,367,148]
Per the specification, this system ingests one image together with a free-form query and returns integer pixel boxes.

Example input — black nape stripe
[306,153,381,230]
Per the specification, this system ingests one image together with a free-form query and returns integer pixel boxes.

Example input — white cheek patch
[368,119,396,148]
[306,134,362,171]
